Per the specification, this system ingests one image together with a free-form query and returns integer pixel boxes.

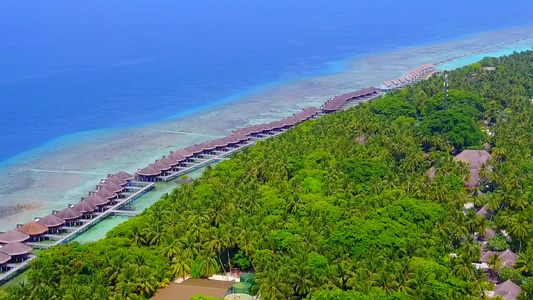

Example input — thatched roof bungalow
[152,161,172,172]
[95,187,118,200]
[493,280,521,300]
[84,194,110,208]
[0,251,10,270]
[152,279,234,300]
[105,175,128,186]
[137,165,162,181]
[455,150,492,188]
[161,156,181,167]
[113,171,134,181]
[0,242,32,262]
[35,214,65,233]
[480,249,518,268]
[185,144,204,155]
[170,149,194,159]
[71,201,98,218]
[54,208,82,226]
[98,181,123,194]
[0,229,29,244]
[17,222,48,241]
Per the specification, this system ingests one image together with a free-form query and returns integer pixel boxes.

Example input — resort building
[83,194,110,212]
[54,207,83,226]
[95,187,118,201]
[0,242,32,262]
[152,279,234,300]
[380,64,435,91]
[479,249,517,268]
[70,201,97,219]
[454,150,492,188]
[35,214,65,234]
[0,230,29,245]
[0,252,10,272]
[17,222,48,242]
[136,165,162,182]
[488,280,521,300]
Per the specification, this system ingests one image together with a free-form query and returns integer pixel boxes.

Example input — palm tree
[516,249,533,275]
[487,253,503,280]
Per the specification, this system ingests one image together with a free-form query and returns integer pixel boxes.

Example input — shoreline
[1,26,533,231]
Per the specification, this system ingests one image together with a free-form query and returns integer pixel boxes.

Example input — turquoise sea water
[1,0,533,165]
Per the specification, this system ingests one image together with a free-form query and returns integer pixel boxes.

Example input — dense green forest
[2,51,533,300]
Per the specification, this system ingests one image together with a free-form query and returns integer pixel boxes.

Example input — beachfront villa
[454,149,492,188]
[486,280,521,300]
[479,249,518,269]
[380,64,435,91]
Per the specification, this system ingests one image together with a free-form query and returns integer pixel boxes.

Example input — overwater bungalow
[105,175,128,187]
[0,252,10,272]
[113,170,134,181]
[136,165,162,182]
[161,156,181,170]
[185,144,205,156]
[98,181,124,194]
[54,207,83,226]
[71,201,98,219]
[0,242,32,263]
[95,186,118,201]
[35,214,65,234]
[83,194,110,212]
[17,222,48,242]
[152,160,172,175]
[0,229,29,245]
[168,152,187,163]
[171,148,194,159]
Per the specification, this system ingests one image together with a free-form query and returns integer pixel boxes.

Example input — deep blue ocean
[1,0,532,163]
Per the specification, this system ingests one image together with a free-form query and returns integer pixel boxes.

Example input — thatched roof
[477,204,489,216]
[199,141,216,151]
[100,181,123,193]
[161,156,180,166]
[152,279,234,300]
[106,175,127,186]
[84,194,110,207]
[171,149,194,158]
[152,160,172,172]
[72,201,97,214]
[35,214,65,228]
[137,165,162,177]
[185,144,204,154]
[0,230,29,244]
[480,250,517,267]
[113,171,134,181]
[168,152,186,162]
[455,150,492,188]
[494,280,521,300]
[55,207,82,220]
[0,242,32,256]
[17,222,48,236]
[0,252,10,264]
[96,187,118,199]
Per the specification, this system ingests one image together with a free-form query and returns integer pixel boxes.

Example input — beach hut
[54,208,83,226]
[136,165,162,182]
[0,229,29,245]
[71,201,98,219]
[493,280,521,300]
[83,194,110,212]
[17,222,48,242]
[0,252,10,271]
[35,214,65,234]
[0,242,32,263]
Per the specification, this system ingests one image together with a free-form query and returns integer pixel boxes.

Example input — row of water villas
[379,64,435,91]
[0,171,154,282]
[136,87,380,182]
